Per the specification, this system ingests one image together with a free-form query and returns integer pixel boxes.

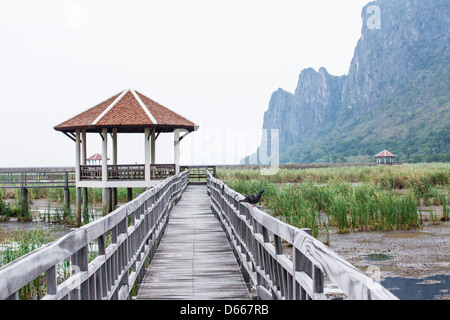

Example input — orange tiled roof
[374,150,396,158]
[54,89,197,133]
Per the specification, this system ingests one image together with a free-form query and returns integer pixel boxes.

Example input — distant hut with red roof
[374,150,396,165]
[87,153,109,165]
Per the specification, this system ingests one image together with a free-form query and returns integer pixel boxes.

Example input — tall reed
[0,226,50,299]
[217,163,449,189]
[219,165,433,240]
[440,193,449,221]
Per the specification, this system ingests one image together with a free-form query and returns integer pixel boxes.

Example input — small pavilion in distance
[54,88,198,221]
[87,153,109,165]
[374,149,396,165]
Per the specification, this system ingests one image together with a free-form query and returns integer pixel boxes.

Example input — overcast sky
[0,0,371,167]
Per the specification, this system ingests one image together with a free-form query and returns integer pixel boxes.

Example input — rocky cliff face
[341,0,449,119]
[263,68,345,147]
[248,0,449,164]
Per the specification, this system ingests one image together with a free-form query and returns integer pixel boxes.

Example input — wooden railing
[80,165,102,180]
[207,171,398,300]
[108,165,145,180]
[150,164,175,180]
[79,164,176,181]
[376,162,403,166]
[180,165,216,181]
[0,170,75,189]
[80,165,146,181]
[0,165,214,185]
[0,170,189,300]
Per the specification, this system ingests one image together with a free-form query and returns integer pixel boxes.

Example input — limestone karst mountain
[246,0,449,164]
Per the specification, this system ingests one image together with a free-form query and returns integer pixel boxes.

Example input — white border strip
[92,89,129,125]
[131,89,158,124]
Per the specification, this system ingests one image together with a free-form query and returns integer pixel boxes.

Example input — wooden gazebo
[374,150,396,165]
[87,153,109,165]
[54,88,198,217]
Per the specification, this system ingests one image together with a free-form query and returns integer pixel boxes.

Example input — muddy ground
[325,206,449,299]
[327,207,449,279]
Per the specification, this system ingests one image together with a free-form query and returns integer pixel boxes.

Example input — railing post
[273,234,285,298]
[71,245,89,300]
[98,234,108,298]
[46,266,57,296]
[313,265,324,297]
[118,216,129,300]
[292,229,313,300]
[111,225,118,287]
[64,172,70,210]
[20,185,28,217]
[76,187,82,226]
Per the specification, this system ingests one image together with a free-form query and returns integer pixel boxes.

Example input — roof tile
[374,150,396,158]
[54,89,196,132]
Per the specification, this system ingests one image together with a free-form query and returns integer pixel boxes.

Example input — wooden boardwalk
[136,185,252,300]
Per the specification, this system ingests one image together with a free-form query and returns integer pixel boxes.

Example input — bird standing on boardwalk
[239,190,265,207]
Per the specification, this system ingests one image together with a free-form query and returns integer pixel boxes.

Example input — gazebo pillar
[102,128,108,184]
[75,129,82,226]
[145,127,151,182]
[151,128,156,164]
[81,129,88,222]
[174,129,180,174]
[81,130,87,165]
[102,127,110,216]
[112,128,118,209]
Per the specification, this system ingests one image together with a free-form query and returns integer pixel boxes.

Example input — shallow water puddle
[364,253,394,261]
[381,274,450,300]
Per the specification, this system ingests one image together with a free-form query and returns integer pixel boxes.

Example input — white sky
[0,0,371,167]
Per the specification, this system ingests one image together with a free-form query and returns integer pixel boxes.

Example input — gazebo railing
[150,164,175,180]
[80,165,102,180]
[108,165,145,180]
[79,164,176,181]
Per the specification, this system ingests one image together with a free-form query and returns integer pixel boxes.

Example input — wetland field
[1,163,448,299]
[217,163,450,299]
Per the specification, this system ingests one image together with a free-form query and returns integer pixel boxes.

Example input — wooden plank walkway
[136,185,252,300]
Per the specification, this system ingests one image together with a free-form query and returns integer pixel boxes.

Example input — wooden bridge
[0,169,397,300]
[0,168,76,189]
[136,184,251,300]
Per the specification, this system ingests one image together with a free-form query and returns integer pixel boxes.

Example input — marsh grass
[218,163,449,188]
[37,201,101,227]
[0,226,49,266]
[218,164,449,239]
[272,181,419,234]
[40,202,75,226]
[1,186,143,227]
[439,192,449,221]
[0,226,50,299]
[0,226,115,299]
[1,186,145,205]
